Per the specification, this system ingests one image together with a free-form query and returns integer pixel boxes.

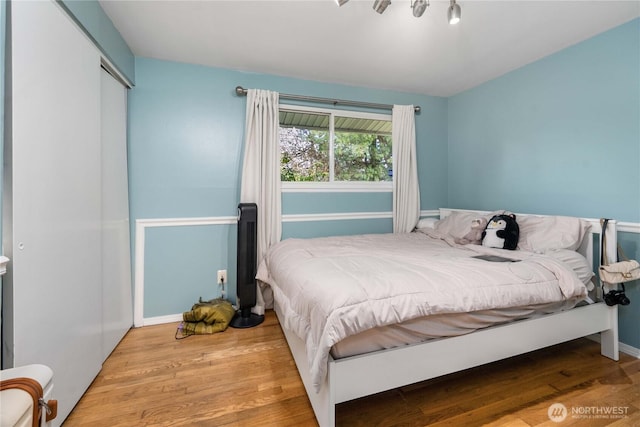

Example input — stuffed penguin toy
[481,214,519,250]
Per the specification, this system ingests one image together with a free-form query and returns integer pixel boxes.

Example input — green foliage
[280,127,329,181]
[335,132,392,182]
[280,127,392,182]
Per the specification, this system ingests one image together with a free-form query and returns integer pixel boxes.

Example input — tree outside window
[280,107,392,184]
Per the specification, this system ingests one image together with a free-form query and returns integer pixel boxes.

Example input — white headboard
[438,208,614,271]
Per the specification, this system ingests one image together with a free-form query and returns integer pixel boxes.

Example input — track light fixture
[373,0,391,14]
[412,0,429,18]
[448,0,461,25]
[335,0,459,23]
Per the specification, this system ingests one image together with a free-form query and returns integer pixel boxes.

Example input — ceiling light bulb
[373,0,391,14]
[335,0,349,6]
[412,0,428,18]
[448,0,461,25]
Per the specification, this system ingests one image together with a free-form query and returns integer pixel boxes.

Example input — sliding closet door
[8,0,102,423]
[101,68,133,361]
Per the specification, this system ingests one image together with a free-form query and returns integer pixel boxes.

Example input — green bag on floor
[175,297,236,339]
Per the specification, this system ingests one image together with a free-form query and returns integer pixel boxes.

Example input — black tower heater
[230,203,265,328]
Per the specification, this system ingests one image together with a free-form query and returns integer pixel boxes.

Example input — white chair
[0,364,55,427]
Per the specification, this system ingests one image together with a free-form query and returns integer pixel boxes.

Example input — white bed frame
[274,209,619,427]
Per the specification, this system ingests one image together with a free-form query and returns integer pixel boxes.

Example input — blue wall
[448,19,640,222]
[448,18,640,348]
[128,57,448,317]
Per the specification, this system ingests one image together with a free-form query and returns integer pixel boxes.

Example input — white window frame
[279,104,393,193]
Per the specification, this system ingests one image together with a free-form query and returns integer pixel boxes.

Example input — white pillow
[434,210,505,239]
[545,248,594,285]
[416,218,438,229]
[517,215,591,253]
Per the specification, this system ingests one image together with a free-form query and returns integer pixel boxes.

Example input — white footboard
[275,303,336,427]
[277,302,619,427]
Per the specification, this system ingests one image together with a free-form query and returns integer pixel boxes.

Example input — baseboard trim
[619,341,640,358]
[587,334,640,358]
[141,313,183,327]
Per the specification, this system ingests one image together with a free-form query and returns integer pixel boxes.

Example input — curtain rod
[235,86,420,114]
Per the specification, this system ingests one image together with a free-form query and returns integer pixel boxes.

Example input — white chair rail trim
[133,212,639,327]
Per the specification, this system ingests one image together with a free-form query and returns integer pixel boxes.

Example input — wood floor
[64,311,639,426]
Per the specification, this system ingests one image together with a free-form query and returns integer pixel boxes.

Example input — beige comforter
[256,230,587,391]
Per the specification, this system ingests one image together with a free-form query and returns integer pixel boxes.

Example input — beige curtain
[240,89,281,314]
[392,105,420,233]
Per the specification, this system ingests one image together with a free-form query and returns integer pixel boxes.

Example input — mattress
[330,298,583,359]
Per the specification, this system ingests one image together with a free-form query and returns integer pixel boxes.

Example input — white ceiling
[99,0,640,97]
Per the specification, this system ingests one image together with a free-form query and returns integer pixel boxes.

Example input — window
[279,105,393,191]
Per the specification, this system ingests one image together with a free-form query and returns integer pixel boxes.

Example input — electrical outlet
[217,269,227,285]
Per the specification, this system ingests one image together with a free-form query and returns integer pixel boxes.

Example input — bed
[256,208,619,427]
